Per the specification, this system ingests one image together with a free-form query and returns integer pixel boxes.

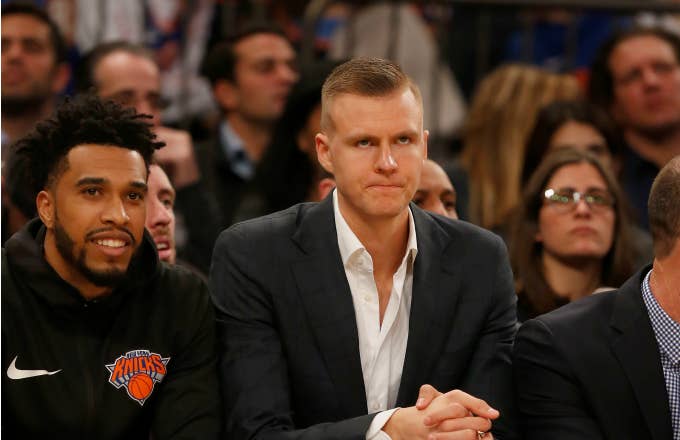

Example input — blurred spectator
[199,22,299,227]
[146,163,176,265]
[1,3,69,155]
[522,99,653,268]
[589,26,680,229]
[74,0,216,126]
[509,148,638,322]
[2,2,70,244]
[412,159,458,220]
[328,2,466,158]
[235,60,339,221]
[76,41,221,273]
[522,99,622,188]
[459,63,580,231]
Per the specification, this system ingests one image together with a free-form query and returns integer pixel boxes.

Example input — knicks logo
[105,349,170,406]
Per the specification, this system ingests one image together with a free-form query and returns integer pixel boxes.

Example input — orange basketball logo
[128,373,154,400]
[105,349,171,406]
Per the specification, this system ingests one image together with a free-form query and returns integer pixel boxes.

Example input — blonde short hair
[320,57,422,131]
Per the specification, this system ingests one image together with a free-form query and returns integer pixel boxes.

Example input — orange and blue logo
[106,349,170,406]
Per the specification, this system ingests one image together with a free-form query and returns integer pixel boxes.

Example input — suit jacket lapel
[610,269,674,440]
[290,196,367,417]
[397,207,461,406]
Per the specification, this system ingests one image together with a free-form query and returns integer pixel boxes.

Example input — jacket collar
[610,266,674,440]
[290,196,458,414]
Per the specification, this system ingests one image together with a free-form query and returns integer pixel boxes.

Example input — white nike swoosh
[7,356,62,380]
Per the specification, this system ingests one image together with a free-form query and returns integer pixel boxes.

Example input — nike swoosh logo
[6,356,61,380]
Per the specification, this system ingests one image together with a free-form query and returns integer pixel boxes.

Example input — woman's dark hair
[509,148,636,318]
[6,94,164,202]
[251,60,341,213]
[522,100,622,188]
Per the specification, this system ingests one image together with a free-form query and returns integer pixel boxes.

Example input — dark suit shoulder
[416,209,507,256]
[221,203,312,241]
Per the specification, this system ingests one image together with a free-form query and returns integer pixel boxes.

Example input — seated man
[210,57,518,439]
[513,156,680,439]
[2,95,220,438]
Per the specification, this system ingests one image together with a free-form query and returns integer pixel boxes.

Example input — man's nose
[102,197,131,225]
[277,62,299,85]
[374,144,398,173]
[146,199,171,228]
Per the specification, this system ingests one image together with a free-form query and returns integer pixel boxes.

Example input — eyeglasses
[543,188,615,213]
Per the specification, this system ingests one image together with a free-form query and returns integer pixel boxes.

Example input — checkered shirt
[642,270,680,440]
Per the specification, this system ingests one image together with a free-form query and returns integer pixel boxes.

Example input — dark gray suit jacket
[513,266,674,439]
[210,196,519,439]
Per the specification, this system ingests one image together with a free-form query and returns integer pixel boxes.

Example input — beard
[1,93,50,118]
[53,216,135,288]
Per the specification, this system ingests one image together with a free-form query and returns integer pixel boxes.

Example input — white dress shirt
[333,191,418,440]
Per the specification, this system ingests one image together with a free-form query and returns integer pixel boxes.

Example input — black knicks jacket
[2,219,221,439]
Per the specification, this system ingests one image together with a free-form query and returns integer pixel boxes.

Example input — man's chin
[80,265,129,287]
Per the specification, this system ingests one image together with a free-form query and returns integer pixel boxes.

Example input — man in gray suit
[210,57,518,440]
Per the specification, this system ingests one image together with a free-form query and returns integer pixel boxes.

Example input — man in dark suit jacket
[210,57,518,439]
[513,156,680,439]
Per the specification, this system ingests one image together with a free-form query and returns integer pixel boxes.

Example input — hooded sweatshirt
[2,219,221,439]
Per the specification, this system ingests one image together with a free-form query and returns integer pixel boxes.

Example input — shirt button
[363,294,372,303]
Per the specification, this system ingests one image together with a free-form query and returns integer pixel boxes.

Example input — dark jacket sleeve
[513,318,605,440]
[151,272,222,439]
[458,236,519,440]
[210,226,376,440]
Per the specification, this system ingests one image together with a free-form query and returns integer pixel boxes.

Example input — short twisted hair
[6,94,164,201]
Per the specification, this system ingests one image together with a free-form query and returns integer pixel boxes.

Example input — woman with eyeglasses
[509,148,639,321]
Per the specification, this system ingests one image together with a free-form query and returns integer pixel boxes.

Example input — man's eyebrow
[158,188,176,199]
[76,177,107,186]
[131,181,148,190]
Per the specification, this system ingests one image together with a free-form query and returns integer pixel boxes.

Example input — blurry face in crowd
[94,50,163,126]
[38,145,148,293]
[146,164,176,264]
[548,121,612,169]
[297,104,322,160]
[412,159,457,219]
[609,35,680,137]
[316,87,427,225]
[227,33,299,123]
[1,13,67,113]
[537,162,615,264]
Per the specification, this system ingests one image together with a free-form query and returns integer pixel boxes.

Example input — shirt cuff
[366,408,400,440]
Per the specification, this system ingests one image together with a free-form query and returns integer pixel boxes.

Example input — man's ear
[422,129,429,160]
[317,177,336,200]
[36,190,55,228]
[315,132,334,174]
[214,79,239,112]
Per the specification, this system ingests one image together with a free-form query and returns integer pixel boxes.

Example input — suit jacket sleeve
[457,236,519,440]
[210,226,376,440]
[513,318,605,439]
